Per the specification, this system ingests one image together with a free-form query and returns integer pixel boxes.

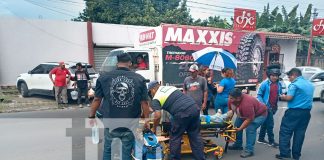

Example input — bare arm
[217,85,224,93]
[153,111,161,133]
[236,119,252,131]
[141,101,150,119]
[89,97,102,118]
[279,94,293,101]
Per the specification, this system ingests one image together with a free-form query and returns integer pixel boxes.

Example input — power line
[46,0,85,7]
[28,0,79,14]
[24,0,76,17]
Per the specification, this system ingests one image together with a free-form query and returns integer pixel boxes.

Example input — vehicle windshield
[70,65,97,75]
[302,72,315,80]
[100,50,149,73]
[100,50,123,73]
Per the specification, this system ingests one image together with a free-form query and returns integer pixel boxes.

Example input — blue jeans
[214,96,228,113]
[233,116,266,153]
[258,108,276,143]
[103,128,135,160]
[279,109,311,159]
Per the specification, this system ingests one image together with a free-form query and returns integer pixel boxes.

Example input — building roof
[257,31,308,40]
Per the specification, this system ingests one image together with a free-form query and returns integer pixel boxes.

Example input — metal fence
[296,56,324,68]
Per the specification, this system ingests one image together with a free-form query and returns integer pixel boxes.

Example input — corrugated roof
[257,31,309,40]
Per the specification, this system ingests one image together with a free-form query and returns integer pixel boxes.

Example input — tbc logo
[236,11,255,28]
[313,19,324,35]
[234,8,256,31]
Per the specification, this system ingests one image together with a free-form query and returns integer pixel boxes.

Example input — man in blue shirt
[257,64,282,147]
[276,68,314,160]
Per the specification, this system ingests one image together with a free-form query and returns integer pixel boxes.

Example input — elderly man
[227,88,268,158]
[148,81,205,160]
[276,68,314,160]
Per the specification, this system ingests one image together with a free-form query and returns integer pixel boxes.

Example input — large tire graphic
[236,33,264,82]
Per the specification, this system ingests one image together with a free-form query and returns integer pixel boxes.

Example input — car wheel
[236,33,264,81]
[20,82,29,97]
[321,91,324,103]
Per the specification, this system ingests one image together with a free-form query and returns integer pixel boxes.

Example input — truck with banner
[101,24,266,90]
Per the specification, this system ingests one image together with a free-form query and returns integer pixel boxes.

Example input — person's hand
[201,103,207,110]
[143,120,151,130]
[234,128,242,132]
[89,118,97,127]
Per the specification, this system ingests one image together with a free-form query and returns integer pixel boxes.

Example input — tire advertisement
[161,24,265,86]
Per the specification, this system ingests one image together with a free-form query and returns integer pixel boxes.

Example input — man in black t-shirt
[148,81,205,160]
[88,53,150,160]
[74,62,90,108]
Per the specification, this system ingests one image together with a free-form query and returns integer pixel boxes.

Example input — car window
[313,73,324,81]
[43,64,57,74]
[31,64,46,74]
[305,68,316,72]
[69,65,97,75]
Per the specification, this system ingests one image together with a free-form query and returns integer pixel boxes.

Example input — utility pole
[312,8,318,20]
[307,8,319,65]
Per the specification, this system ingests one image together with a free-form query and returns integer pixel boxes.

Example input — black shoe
[268,142,279,148]
[240,151,254,158]
[275,154,291,159]
[228,145,243,150]
[257,139,268,144]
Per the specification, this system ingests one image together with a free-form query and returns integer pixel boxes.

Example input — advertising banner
[312,19,324,36]
[234,8,257,31]
[161,24,265,86]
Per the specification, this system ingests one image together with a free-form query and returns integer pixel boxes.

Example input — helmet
[143,129,158,147]
[71,90,78,100]
[266,64,281,77]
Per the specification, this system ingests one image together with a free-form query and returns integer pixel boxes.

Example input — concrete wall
[0,17,149,86]
[0,17,88,85]
[92,23,148,47]
[279,39,298,72]
[268,38,298,72]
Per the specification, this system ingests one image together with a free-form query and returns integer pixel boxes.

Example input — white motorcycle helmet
[70,90,78,100]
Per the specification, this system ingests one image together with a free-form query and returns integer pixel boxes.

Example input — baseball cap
[147,80,159,90]
[286,68,301,76]
[189,64,199,72]
[59,61,65,65]
[117,53,132,62]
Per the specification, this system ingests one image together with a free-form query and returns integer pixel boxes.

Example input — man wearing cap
[49,61,71,107]
[257,64,282,147]
[183,64,208,113]
[276,68,314,160]
[88,53,151,160]
[148,81,205,160]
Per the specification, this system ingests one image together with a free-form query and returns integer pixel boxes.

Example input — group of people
[49,62,91,108]
[87,52,314,160]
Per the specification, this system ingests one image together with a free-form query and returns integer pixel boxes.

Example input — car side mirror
[312,79,321,82]
[144,79,150,83]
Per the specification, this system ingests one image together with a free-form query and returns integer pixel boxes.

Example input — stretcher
[157,120,236,159]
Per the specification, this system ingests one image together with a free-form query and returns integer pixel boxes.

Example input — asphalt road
[0,101,323,160]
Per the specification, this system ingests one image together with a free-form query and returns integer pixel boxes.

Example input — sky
[0,0,323,22]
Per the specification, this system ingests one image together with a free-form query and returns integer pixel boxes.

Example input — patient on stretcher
[200,109,229,124]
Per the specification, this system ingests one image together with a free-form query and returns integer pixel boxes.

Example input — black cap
[286,68,302,76]
[76,62,82,67]
[117,53,132,62]
[147,80,159,90]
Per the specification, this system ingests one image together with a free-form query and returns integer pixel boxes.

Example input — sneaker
[240,151,254,158]
[228,145,243,150]
[275,154,291,159]
[268,142,279,148]
[79,104,83,108]
[257,139,268,144]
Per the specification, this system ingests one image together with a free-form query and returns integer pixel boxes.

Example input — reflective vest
[153,86,178,108]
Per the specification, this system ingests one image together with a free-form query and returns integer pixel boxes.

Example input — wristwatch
[88,115,95,119]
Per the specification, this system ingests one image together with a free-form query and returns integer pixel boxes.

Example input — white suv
[16,62,98,99]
